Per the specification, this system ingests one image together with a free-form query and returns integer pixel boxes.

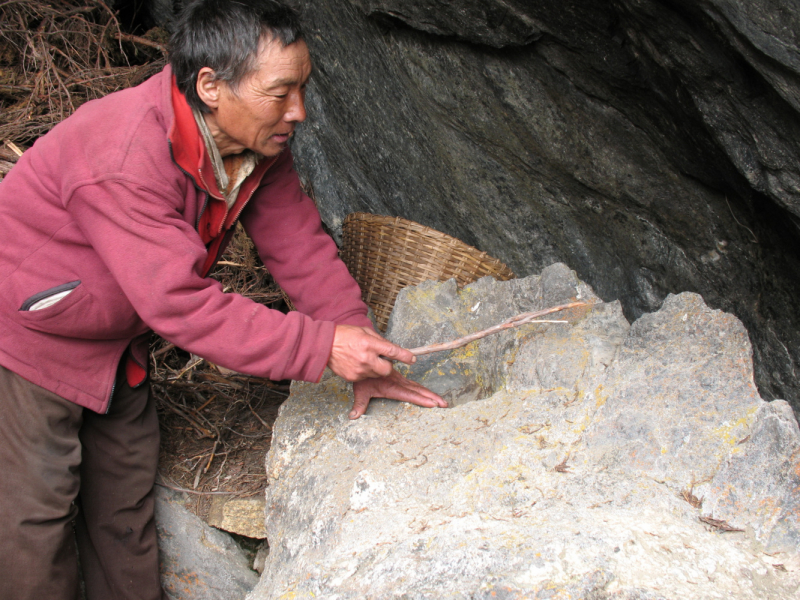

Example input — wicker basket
[340,212,515,331]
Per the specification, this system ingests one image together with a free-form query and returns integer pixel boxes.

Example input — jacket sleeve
[240,150,374,331]
[65,172,337,383]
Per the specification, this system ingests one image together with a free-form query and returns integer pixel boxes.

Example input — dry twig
[681,488,703,509]
[156,478,236,497]
[114,32,166,53]
[553,456,571,473]
[4,139,23,156]
[699,516,744,532]
[408,301,589,356]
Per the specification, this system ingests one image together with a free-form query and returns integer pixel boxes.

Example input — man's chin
[258,141,288,157]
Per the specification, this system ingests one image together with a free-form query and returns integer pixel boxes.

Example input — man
[0,1,445,598]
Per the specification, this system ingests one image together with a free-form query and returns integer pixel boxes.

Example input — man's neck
[200,111,245,157]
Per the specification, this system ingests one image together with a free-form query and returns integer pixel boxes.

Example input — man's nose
[285,90,307,123]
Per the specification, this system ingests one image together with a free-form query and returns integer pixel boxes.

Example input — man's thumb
[349,395,368,419]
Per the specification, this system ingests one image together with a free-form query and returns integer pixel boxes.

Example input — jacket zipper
[104,344,132,414]
[19,280,81,311]
[105,380,116,415]
[197,166,225,205]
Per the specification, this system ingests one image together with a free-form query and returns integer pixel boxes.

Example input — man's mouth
[271,131,293,143]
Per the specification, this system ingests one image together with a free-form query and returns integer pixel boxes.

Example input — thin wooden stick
[408,301,589,356]
[152,342,175,358]
[114,32,167,54]
[196,394,217,413]
[248,401,272,430]
[155,478,235,496]
[195,438,220,488]
[4,140,24,157]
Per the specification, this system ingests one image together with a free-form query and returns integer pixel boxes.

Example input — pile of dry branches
[0,0,166,173]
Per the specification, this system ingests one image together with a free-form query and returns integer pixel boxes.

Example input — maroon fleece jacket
[0,66,371,413]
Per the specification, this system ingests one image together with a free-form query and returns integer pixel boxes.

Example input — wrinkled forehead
[238,36,311,91]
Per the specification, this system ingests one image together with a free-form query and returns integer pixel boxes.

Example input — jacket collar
[168,75,225,200]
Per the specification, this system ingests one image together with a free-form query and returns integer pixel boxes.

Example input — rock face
[248,266,800,599]
[285,0,800,412]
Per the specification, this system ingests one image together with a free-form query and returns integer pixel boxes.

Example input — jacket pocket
[20,281,82,311]
[15,280,145,340]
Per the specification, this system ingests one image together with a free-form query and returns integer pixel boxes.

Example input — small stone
[252,542,270,574]
[207,496,267,539]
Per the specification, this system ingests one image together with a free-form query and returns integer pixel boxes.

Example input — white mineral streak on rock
[248,264,800,600]
[269,427,317,480]
[349,471,386,511]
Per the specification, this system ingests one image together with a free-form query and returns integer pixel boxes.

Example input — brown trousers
[0,363,167,600]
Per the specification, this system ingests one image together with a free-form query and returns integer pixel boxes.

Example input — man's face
[207,37,311,157]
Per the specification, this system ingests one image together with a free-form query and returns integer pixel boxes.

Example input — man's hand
[327,324,417,381]
[350,369,447,419]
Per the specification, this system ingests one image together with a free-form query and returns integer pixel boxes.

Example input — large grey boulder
[247,265,800,599]
[287,0,800,413]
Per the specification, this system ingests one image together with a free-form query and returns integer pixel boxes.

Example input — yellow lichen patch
[404,284,443,306]
[451,342,480,361]
[593,385,608,408]
[574,412,595,434]
[712,407,759,447]
[456,283,486,306]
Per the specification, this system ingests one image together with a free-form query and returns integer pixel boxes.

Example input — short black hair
[169,0,303,112]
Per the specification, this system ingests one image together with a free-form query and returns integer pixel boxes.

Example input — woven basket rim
[340,212,514,330]
[344,213,511,260]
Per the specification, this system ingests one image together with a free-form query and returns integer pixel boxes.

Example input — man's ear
[196,67,222,109]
